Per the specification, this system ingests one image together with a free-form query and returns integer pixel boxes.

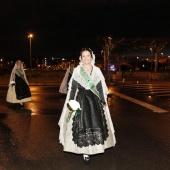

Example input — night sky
[1,0,170,59]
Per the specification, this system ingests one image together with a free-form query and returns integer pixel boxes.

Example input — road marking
[113,91,169,113]
[144,91,170,94]
[122,87,170,90]
[156,94,170,97]
[121,84,170,87]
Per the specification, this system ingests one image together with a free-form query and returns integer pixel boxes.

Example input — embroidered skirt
[63,89,115,155]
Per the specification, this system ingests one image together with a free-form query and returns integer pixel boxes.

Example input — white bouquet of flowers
[10,80,15,86]
[66,100,81,122]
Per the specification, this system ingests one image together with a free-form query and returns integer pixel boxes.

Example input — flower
[66,100,81,122]
[10,80,15,86]
[68,100,81,111]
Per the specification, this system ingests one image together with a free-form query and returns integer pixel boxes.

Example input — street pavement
[120,83,170,100]
[0,84,170,170]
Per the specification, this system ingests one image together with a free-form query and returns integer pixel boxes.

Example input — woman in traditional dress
[6,59,31,107]
[58,48,116,163]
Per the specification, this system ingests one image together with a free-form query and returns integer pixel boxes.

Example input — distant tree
[112,39,139,71]
[137,40,168,72]
[97,36,124,71]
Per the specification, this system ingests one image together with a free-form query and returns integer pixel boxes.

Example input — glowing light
[28,34,33,38]
[110,65,115,71]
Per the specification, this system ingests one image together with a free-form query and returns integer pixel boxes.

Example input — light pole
[28,34,33,69]
[107,36,112,85]
[150,48,153,69]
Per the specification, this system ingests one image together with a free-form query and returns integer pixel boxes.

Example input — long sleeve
[69,79,78,100]
[96,81,106,105]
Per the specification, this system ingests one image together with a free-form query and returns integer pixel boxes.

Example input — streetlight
[28,34,33,69]
[0,58,3,67]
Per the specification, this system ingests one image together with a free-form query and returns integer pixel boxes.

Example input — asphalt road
[0,85,170,170]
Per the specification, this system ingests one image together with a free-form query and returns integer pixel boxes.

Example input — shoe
[20,104,24,107]
[16,103,24,109]
[83,155,90,164]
